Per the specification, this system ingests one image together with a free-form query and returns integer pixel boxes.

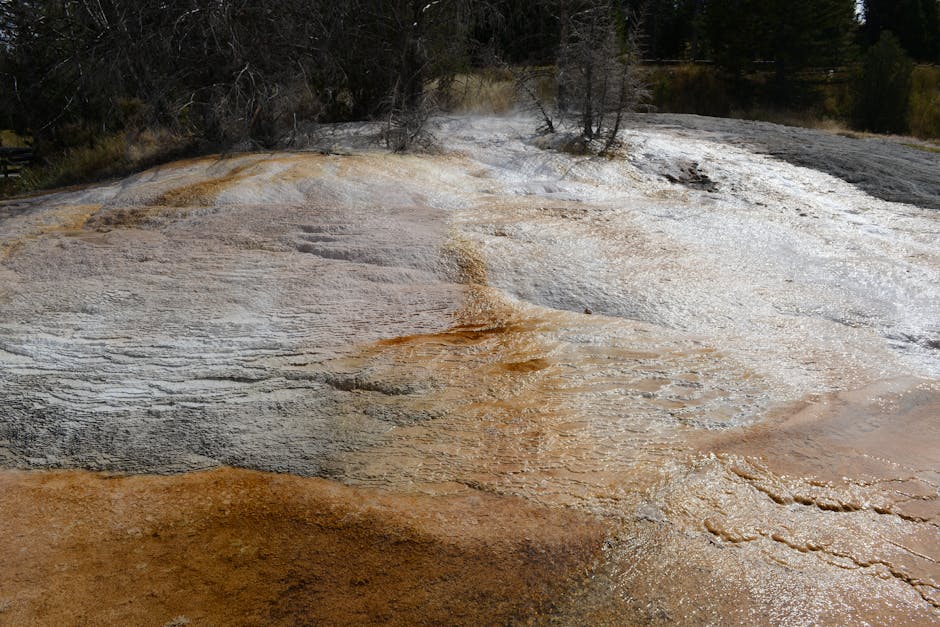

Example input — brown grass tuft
[10,129,193,198]
[444,71,520,114]
[910,65,940,140]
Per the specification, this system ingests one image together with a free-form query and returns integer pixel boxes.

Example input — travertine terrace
[1,115,938,624]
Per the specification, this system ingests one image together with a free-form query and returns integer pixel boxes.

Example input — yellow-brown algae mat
[0,468,609,625]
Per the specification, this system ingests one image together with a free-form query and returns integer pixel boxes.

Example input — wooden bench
[0,147,34,178]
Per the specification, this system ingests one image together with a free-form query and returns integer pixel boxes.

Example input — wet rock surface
[1,115,938,623]
[636,113,940,210]
[0,468,609,625]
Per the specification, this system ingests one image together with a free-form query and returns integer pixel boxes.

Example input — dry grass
[903,141,940,154]
[0,130,30,148]
[910,65,940,140]
[441,68,556,115]
[444,71,519,114]
[648,64,733,117]
[0,130,34,196]
[731,106,851,133]
[12,128,193,197]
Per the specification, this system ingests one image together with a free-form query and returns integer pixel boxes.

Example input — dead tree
[556,2,646,149]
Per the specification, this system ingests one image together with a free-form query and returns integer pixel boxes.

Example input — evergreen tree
[862,0,940,62]
[475,0,560,65]
[704,0,856,99]
[852,31,914,133]
[704,0,765,74]
[628,0,702,60]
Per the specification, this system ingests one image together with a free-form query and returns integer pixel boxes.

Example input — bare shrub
[557,2,648,151]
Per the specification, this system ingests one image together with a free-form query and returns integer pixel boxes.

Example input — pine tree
[628,0,702,60]
[862,0,940,62]
[852,32,914,133]
[704,0,856,99]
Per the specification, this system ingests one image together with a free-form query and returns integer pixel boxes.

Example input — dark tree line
[0,0,646,153]
[862,0,940,62]
[630,0,940,65]
[0,0,487,150]
[629,0,938,125]
[2,0,937,156]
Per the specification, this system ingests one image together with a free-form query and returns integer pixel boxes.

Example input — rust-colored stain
[502,358,551,373]
[153,154,330,207]
[84,204,189,230]
[154,160,269,207]
[443,233,488,286]
[1,204,101,259]
[376,322,524,348]
[0,467,610,626]
[42,204,101,233]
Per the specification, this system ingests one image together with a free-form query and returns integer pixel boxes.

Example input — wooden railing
[0,147,34,178]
